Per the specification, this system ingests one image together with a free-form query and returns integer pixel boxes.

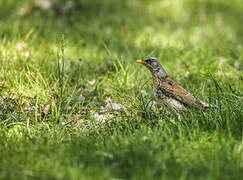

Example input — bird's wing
[159,77,209,109]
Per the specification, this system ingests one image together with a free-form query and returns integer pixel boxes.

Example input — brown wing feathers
[159,77,213,109]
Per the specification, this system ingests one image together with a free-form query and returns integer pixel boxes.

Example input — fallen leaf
[43,104,50,116]
[17,5,31,16]
[16,41,31,61]
[94,112,113,123]
[16,42,28,51]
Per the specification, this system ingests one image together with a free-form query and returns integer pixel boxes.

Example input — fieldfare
[136,57,215,114]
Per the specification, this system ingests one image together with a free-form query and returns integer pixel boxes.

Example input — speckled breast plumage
[153,76,188,111]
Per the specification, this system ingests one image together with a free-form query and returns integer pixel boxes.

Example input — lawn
[0,0,243,179]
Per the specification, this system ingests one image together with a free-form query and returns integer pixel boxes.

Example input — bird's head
[136,57,169,78]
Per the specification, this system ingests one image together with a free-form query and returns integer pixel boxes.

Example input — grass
[0,0,243,179]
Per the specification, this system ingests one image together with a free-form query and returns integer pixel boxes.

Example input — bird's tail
[199,101,216,109]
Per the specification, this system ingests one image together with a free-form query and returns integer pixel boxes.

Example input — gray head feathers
[142,57,169,78]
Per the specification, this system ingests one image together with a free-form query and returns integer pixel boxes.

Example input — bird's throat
[154,68,168,78]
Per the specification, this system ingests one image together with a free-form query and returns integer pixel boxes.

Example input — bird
[136,57,215,115]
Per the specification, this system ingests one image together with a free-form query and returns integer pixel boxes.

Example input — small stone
[94,112,108,123]
[140,90,148,96]
[79,95,85,101]
[88,79,96,85]
[35,0,52,10]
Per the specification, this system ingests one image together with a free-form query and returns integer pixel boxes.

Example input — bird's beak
[136,60,146,64]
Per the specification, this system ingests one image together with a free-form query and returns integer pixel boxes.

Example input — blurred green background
[0,0,243,179]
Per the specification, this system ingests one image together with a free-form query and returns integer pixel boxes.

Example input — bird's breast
[155,85,188,111]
